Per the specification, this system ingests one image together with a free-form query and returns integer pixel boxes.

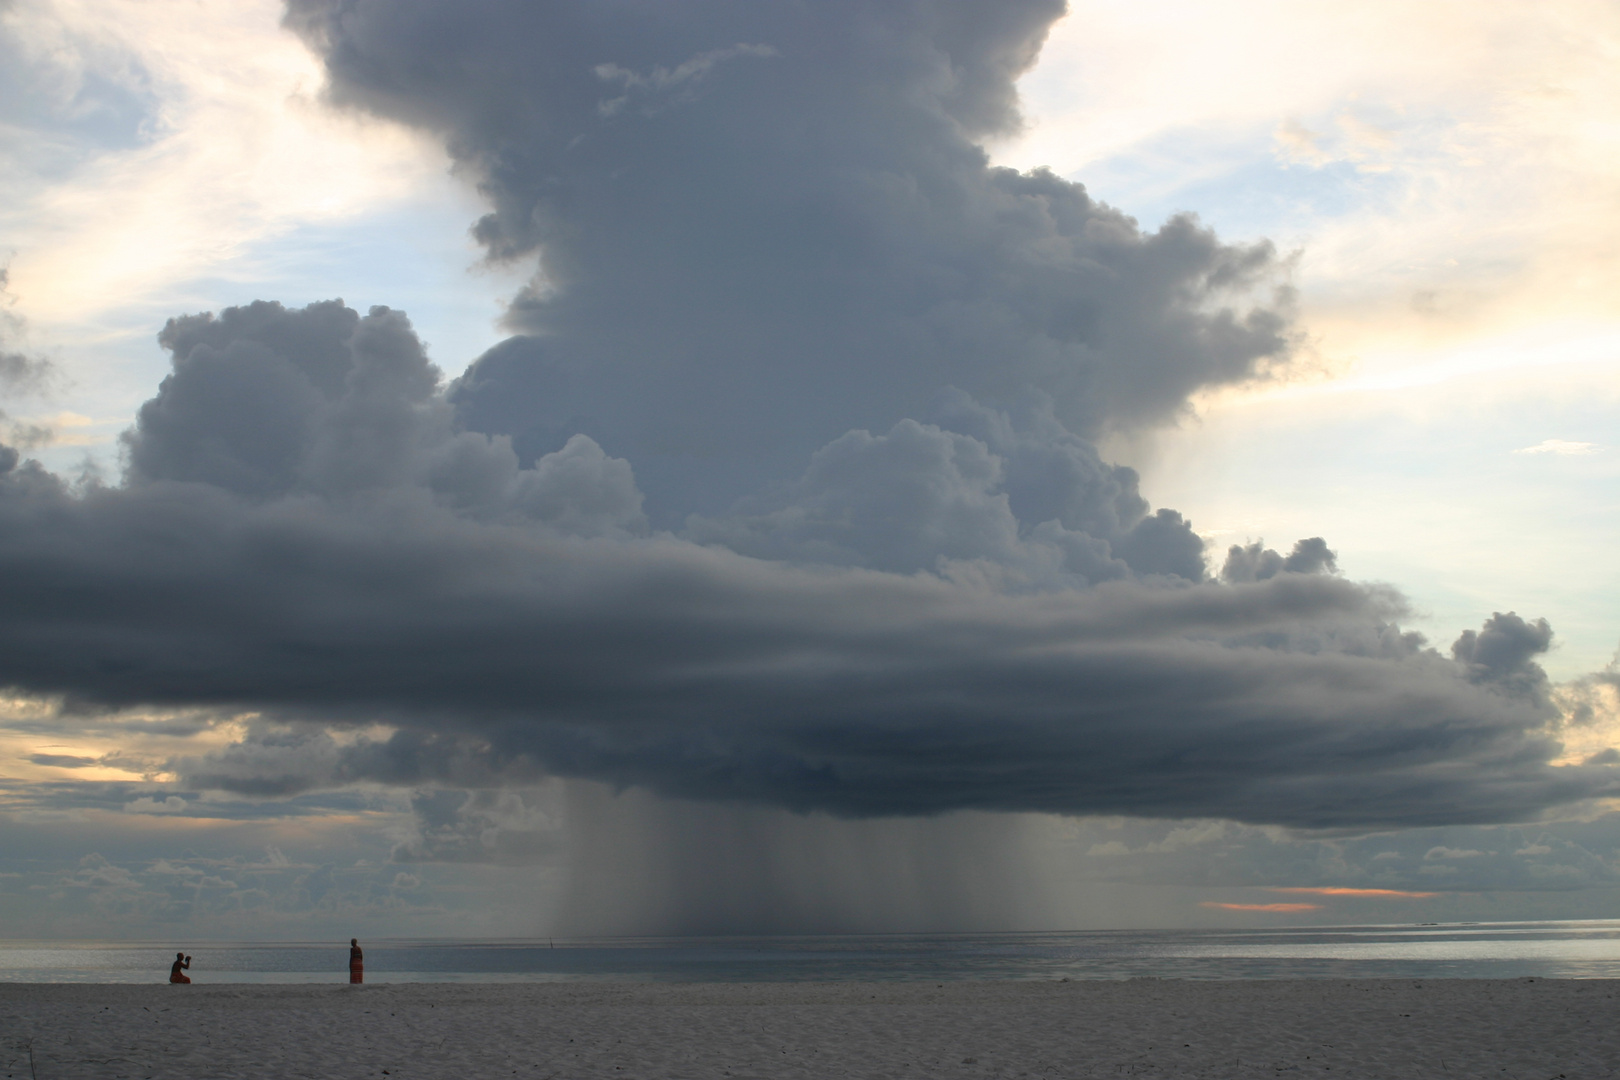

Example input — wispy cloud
[27,752,98,768]
[1515,440,1601,456]
[1267,886,1439,899]
[0,0,445,326]
[123,794,188,814]
[1200,902,1321,912]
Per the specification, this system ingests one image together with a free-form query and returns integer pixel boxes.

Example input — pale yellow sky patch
[1,0,448,330]
[1552,673,1620,767]
[1002,0,1620,395]
[1000,2,1620,681]
[0,697,252,787]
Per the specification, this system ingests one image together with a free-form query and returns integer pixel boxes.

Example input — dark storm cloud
[684,390,1206,583]
[0,294,1608,828]
[123,300,646,534]
[275,0,1256,577]
[0,0,1612,842]
[284,0,1296,519]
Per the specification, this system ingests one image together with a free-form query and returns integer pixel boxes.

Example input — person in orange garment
[349,938,363,984]
[169,952,191,984]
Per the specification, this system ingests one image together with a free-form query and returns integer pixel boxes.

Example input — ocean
[5,920,1620,983]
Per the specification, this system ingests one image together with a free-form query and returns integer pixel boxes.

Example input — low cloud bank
[0,299,1609,831]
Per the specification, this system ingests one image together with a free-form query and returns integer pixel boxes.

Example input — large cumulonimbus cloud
[0,0,1612,836]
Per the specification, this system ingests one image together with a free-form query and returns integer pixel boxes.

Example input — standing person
[169,952,191,984]
[349,938,363,984]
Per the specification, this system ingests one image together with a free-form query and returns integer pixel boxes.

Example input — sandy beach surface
[1,978,1614,1079]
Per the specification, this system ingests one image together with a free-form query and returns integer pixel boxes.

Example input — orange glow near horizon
[1200,902,1322,912]
[1267,887,1440,899]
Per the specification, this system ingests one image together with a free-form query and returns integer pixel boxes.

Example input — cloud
[0,0,1612,891]
[390,787,562,864]
[123,794,187,814]
[0,295,1610,833]
[1515,440,1600,456]
[1200,901,1319,912]
[0,268,60,451]
[0,286,1600,829]
[0,0,447,329]
[284,0,1296,520]
[0,295,1605,829]
[0,277,54,398]
[1221,537,1338,585]
[1272,118,1333,168]
[1015,814,1620,899]
[65,853,139,891]
[28,752,97,768]
[1452,612,1554,700]
[1424,846,1486,861]
[124,299,646,535]
[685,391,1206,584]
[9,846,447,936]
[1265,886,1437,899]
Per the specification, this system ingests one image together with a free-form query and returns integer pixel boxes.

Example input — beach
[1,978,1614,1079]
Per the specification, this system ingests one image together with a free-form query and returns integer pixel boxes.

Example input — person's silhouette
[349,938,363,984]
[169,952,191,984]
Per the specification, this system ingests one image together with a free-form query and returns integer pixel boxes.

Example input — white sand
[1,978,1614,1079]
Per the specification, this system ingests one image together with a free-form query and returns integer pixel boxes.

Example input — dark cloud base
[0,301,1607,829]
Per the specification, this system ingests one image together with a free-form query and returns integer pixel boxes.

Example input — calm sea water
[5,921,1620,983]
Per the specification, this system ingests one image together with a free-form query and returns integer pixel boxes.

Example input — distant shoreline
[7,921,1620,985]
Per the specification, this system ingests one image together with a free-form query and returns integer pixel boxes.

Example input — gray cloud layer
[0,300,1608,828]
[0,0,1611,847]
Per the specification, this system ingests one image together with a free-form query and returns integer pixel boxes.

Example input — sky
[0,0,1617,940]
